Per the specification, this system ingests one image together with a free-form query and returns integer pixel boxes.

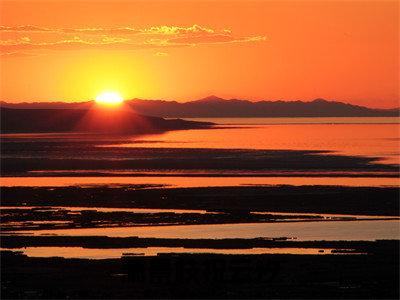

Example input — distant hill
[1,96,399,118]
[0,107,213,134]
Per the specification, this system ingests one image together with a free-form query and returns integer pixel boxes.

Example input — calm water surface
[1,247,350,259]
[1,118,399,251]
[1,176,398,187]
[96,118,400,165]
[185,117,400,125]
[10,220,399,241]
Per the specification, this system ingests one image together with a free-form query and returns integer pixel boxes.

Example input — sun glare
[95,92,124,106]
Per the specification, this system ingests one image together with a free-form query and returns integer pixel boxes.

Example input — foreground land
[2,145,397,177]
[2,184,399,298]
[2,241,399,299]
[0,107,213,134]
[2,185,399,216]
[0,235,396,251]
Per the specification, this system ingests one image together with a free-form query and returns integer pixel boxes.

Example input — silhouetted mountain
[1,97,398,118]
[190,95,227,103]
[125,97,399,117]
[0,107,212,134]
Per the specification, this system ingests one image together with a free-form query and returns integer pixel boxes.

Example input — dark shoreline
[2,204,399,232]
[2,138,398,176]
[0,107,214,134]
[2,185,399,299]
[1,235,398,251]
[2,185,399,216]
[2,172,399,177]
[2,244,399,299]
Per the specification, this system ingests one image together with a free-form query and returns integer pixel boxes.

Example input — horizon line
[1,96,399,110]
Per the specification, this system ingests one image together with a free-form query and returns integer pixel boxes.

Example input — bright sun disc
[95,92,124,106]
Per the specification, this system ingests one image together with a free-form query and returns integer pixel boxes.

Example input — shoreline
[2,247,399,299]
[2,185,399,216]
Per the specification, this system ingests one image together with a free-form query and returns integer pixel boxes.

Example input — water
[1,176,398,187]
[9,220,399,241]
[1,247,350,259]
[106,118,400,164]
[2,206,395,219]
[185,117,400,125]
[1,117,399,257]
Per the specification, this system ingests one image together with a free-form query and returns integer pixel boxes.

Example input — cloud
[0,24,266,56]
[0,51,41,58]
[61,27,140,35]
[154,52,169,57]
[143,24,215,35]
[0,38,188,53]
[167,34,266,45]
[100,36,130,43]
[0,24,215,36]
[0,25,52,32]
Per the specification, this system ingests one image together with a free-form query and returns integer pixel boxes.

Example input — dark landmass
[0,206,325,231]
[1,99,399,300]
[2,185,399,216]
[4,205,397,232]
[2,139,397,176]
[1,235,397,252]
[0,107,213,134]
[2,96,399,117]
[1,241,398,299]
[1,117,397,177]
[127,96,400,118]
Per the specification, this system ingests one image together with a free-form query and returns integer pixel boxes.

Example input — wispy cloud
[153,52,169,57]
[61,27,141,35]
[0,24,266,56]
[0,51,39,57]
[0,25,52,32]
[143,24,215,35]
[167,34,266,45]
[0,24,215,35]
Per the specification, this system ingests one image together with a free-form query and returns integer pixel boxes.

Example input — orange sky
[0,0,398,108]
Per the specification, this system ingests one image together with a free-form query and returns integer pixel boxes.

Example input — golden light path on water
[101,121,400,165]
[0,247,350,259]
[0,176,398,187]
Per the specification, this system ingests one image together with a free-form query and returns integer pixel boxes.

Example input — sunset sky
[0,0,398,108]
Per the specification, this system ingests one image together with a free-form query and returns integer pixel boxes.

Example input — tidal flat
[2,185,399,216]
[1,121,399,298]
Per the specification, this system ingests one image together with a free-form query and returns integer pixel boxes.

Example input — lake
[1,117,399,258]
[8,220,399,241]
[108,117,400,165]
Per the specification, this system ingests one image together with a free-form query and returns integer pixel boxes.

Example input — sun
[95,91,124,106]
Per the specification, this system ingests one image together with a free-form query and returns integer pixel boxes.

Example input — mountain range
[1,96,398,118]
